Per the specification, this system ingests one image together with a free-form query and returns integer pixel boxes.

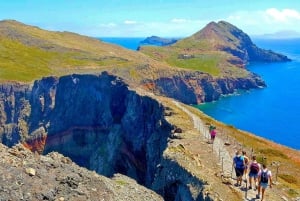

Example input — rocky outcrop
[0,72,218,200]
[0,143,164,201]
[145,71,265,104]
[139,36,178,47]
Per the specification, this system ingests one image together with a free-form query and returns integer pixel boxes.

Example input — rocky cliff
[0,72,217,200]
[142,70,265,104]
[0,72,169,185]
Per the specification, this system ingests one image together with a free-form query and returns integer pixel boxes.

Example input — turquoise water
[96,37,300,150]
[196,38,300,150]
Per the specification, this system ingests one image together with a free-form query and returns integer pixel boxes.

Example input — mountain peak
[187,20,291,63]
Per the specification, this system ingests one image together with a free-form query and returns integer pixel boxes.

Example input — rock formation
[0,143,164,201]
[149,70,265,104]
[138,36,178,47]
[0,72,218,200]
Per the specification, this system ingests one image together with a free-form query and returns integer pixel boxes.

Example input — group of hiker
[208,124,273,201]
[233,150,273,201]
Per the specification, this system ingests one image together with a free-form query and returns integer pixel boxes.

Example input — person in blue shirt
[233,150,245,186]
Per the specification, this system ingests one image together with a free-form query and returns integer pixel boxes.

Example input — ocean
[99,37,300,150]
[196,38,300,150]
[99,37,144,51]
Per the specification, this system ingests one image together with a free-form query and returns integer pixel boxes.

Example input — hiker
[210,127,217,144]
[209,125,215,132]
[248,155,261,190]
[257,164,272,201]
[242,151,249,177]
[233,150,245,186]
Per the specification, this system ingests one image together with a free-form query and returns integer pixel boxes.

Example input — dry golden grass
[185,104,300,199]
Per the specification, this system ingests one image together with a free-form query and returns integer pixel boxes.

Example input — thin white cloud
[225,8,300,35]
[89,8,300,37]
[93,18,208,37]
[265,8,300,22]
[124,20,137,25]
[171,18,188,23]
[99,22,117,27]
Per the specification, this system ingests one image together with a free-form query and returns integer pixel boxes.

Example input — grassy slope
[0,20,170,82]
[0,20,252,83]
[139,22,251,78]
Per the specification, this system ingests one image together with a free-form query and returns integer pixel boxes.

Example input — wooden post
[276,164,279,182]
[222,157,224,173]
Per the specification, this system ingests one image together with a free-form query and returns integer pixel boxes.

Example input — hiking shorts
[235,167,244,177]
[260,182,268,189]
[249,172,258,178]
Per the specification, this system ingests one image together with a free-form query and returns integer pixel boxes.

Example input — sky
[1,0,300,38]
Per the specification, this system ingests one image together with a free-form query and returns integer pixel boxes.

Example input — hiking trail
[173,101,278,201]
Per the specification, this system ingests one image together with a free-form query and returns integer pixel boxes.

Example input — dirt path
[173,101,277,201]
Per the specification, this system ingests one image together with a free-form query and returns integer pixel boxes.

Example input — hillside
[0,20,169,82]
[0,20,266,104]
[139,21,290,77]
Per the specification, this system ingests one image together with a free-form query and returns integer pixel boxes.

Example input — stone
[25,168,36,176]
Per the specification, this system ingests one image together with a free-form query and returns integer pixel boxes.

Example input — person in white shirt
[257,164,272,201]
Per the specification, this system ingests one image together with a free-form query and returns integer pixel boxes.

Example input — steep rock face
[0,73,217,200]
[0,83,31,146]
[0,73,171,188]
[152,157,210,201]
[150,71,265,104]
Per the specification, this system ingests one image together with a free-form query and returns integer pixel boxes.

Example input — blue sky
[1,0,300,37]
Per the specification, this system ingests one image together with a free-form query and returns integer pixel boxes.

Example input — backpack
[235,156,244,169]
[261,170,269,183]
[250,162,260,174]
[244,156,249,165]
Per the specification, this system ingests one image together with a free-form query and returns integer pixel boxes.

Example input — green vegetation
[115,180,128,186]
[139,21,257,78]
[279,174,298,184]
[0,20,259,83]
[287,188,299,197]
[258,148,288,159]
[0,20,161,82]
[0,38,53,81]
[166,55,221,76]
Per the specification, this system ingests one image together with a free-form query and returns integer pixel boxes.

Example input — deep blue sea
[196,38,300,150]
[97,37,300,150]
